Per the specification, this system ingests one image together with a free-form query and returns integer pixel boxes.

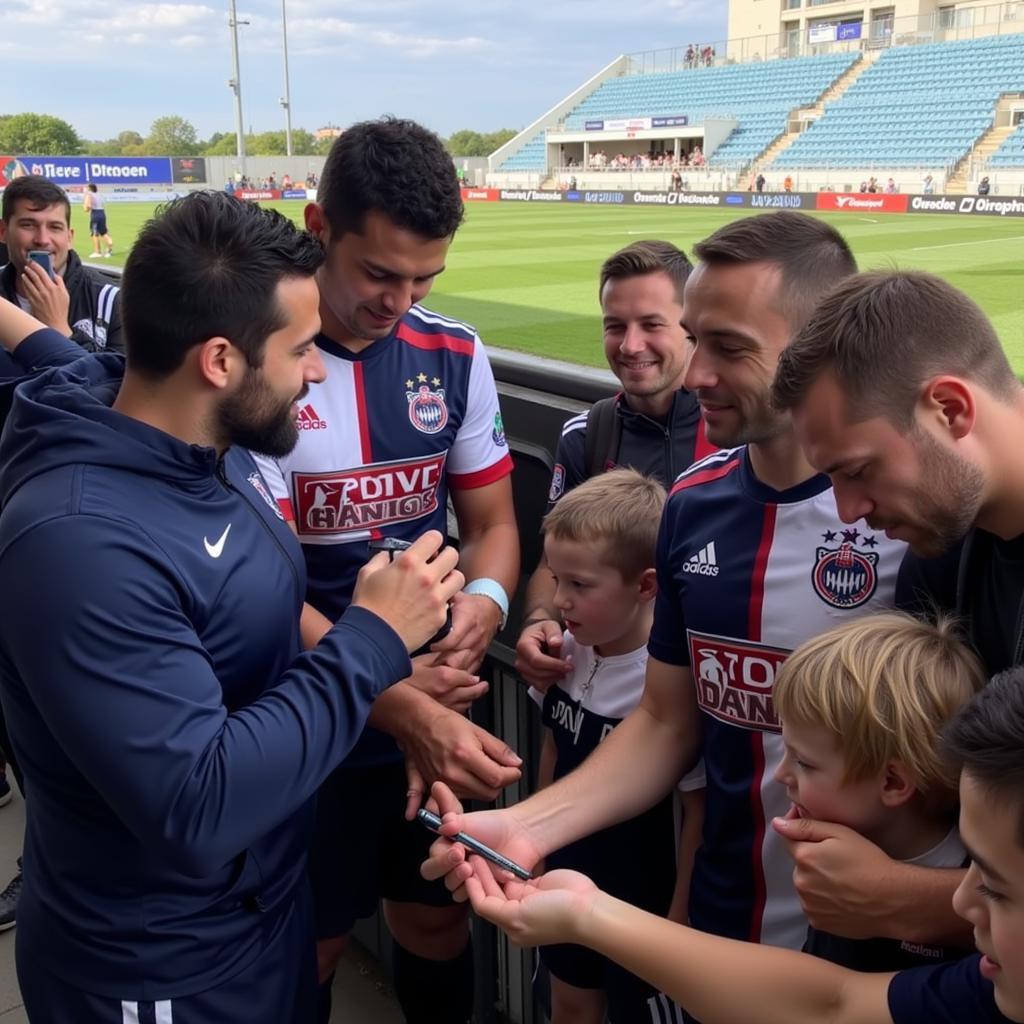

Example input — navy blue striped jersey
[648,446,907,949]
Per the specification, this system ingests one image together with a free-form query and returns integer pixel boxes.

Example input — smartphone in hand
[27,251,55,280]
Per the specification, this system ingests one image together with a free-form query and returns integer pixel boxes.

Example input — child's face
[774,719,889,834]
[954,772,1024,1023]
[544,535,650,656]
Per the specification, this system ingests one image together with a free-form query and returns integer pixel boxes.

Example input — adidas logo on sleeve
[683,541,719,577]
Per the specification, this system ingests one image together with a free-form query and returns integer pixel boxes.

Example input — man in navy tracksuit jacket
[0,193,459,1022]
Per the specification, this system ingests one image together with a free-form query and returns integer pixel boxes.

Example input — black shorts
[539,792,677,1019]
[309,759,454,940]
[90,211,108,236]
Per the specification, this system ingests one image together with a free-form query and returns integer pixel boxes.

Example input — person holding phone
[0,175,123,353]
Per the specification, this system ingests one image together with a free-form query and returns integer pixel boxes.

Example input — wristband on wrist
[463,577,510,630]
[521,613,560,629]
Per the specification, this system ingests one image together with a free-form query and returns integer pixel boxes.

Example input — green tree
[202,132,240,156]
[0,113,80,155]
[482,128,517,153]
[446,129,485,156]
[144,116,199,156]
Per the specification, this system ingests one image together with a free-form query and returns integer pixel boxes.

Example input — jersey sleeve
[249,452,294,522]
[446,336,514,489]
[887,957,1006,1024]
[544,412,589,516]
[648,494,690,666]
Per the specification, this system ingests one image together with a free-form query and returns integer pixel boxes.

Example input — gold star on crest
[431,376,442,387]
[405,379,414,389]
[417,372,428,383]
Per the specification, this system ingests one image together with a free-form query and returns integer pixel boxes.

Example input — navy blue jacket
[0,325,83,380]
[0,355,411,999]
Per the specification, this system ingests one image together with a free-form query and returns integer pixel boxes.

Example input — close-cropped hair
[120,191,324,377]
[1,175,70,224]
[599,240,693,304]
[317,117,464,240]
[542,468,666,579]
[944,667,1024,845]
[692,211,856,330]
[775,612,985,795]
[772,270,1016,427]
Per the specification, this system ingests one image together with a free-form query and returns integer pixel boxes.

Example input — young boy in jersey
[528,468,687,1024]
[773,612,985,971]
[457,667,1024,1024]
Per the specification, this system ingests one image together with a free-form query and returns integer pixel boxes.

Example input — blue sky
[3,0,726,142]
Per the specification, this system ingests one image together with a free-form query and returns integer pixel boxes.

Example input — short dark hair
[317,117,463,240]
[87,183,97,193]
[599,240,693,304]
[692,211,856,330]
[944,668,1024,845]
[772,270,1016,426]
[1,175,70,224]
[120,191,324,377]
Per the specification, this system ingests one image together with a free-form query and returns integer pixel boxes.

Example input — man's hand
[407,653,488,713]
[514,617,571,691]
[352,531,463,654]
[421,782,543,901]
[401,712,522,819]
[20,262,71,337]
[772,815,900,939]
[431,591,503,672]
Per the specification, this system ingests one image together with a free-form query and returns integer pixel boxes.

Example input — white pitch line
[859,217,879,223]
[912,235,1024,252]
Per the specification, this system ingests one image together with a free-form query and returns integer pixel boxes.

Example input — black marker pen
[417,808,534,881]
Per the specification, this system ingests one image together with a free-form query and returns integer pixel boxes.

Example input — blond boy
[774,612,985,971]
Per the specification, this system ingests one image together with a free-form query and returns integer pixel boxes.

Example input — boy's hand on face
[772,815,897,939]
[514,618,572,691]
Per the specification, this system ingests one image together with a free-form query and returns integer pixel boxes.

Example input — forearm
[367,679,438,742]
[515,702,697,856]
[459,520,519,597]
[579,893,891,1024]
[300,601,333,651]
[522,558,558,622]
[876,864,971,946]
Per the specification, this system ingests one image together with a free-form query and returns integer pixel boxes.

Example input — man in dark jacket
[0,192,462,1022]
[0,175,122,353]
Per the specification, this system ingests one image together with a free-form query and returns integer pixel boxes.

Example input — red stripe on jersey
[748,504,776,641]
[748,733,768,943]
[670,457,740,496]
[352,363,382,540]
[352,362,374,462]
[692,418,718,463]
[448,453,514,490]
[278,497,294,522]
[396,321,475,358]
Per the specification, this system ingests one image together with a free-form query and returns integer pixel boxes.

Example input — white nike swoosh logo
[204,523,232,559]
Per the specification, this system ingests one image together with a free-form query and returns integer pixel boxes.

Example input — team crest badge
[492,411,507,448]
[549,464,565,503]
[406,373,448,434]
[812,529,879,609]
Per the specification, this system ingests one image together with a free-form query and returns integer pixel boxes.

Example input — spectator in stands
[885,178,897,194]
[978,176,991,196]
[686,43,695,67]
[282,173,292,189]
[225,179,236,196]
[672,170,683,192]
[923,174,935,194]
[0,175,122,353]
[784,174,794,193]
[691,146,704,167]
[756,172,766,192]
[867,176,879,193]
[569,175,578,190]
[859,181,869,193]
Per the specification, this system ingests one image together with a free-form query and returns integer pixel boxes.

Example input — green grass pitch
[76,200,1023,372]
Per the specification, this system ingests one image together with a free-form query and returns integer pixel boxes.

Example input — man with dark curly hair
[252,118,521,1024]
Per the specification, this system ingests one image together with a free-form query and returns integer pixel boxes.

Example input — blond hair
[542,468,665,579]
[774,612,985,796]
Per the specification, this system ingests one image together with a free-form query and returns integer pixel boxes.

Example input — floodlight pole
[228,0,247,169]
[281,0,294,156]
